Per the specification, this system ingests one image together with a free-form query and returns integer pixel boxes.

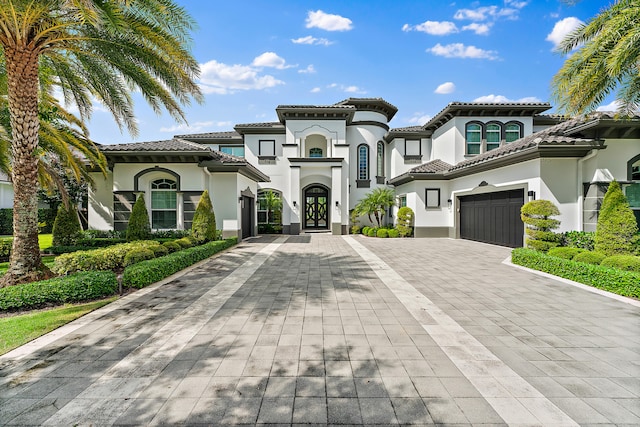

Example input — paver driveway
[0,234,638,426]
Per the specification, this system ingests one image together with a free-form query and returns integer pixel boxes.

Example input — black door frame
[241,196,254,239]
[303,184,330,230]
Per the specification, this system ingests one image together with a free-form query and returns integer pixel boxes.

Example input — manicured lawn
[0,234,53,251]
[0,297,117,355]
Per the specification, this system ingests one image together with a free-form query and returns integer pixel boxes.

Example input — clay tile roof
[389,125,424,132]
[175,131,241,139]
[409,159,453,173]
[208,150,246,164]
[99,138,210,152]
[234,122,283,128]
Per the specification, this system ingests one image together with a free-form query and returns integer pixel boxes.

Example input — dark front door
[304,186,329,229]
[241,196,254,239]
[459,189,524,247]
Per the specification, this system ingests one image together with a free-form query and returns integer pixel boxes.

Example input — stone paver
[0,234,638,426]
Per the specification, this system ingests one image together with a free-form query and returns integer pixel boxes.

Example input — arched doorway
[304,185,329,229]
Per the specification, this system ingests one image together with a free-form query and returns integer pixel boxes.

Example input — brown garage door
[459,189,524,248]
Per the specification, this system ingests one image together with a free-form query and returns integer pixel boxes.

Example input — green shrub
[175,237,193,248]
[573,251,606,265]
[595,181,639,256]
[388,228,399,238]
[377,229,389,238]
[521,200,561,252]
[351,225,361,234]
[123,238,237,289]
[562,231,595,251]
[148,244,169,257]
[511,248,640,298]
[151,229,190,239]
[126,196,151,241]
[162,241,182,253]
[0,271,118,311]
[601,255,640,273]
[52,204,82,246]
[396,207,414,237]
[0,208,13,235]
[124,248,155,267]
[52,240,159,274]
[191,190,217,243]
[362,226,370,236]
[547,247,584,260]
[367,228,377,237]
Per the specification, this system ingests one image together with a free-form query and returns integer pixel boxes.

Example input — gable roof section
[334,98,398,121]
[100,138,269,182]
[384,125,431,142]
[234,122,285,135]
[175,130,242,143]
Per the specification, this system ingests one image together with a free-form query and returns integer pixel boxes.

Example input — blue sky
[87,0,610,145]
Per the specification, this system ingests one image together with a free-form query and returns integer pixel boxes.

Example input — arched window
[466,123,482,155]
[505,122,522,143]
[309,147,323,158]
[358,144,369,180]
[486,123,501,151]
[376,141,384,178]
[151,178,177,229]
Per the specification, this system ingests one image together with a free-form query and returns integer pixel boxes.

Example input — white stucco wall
[0,181,14,210]
[88,171,114,230]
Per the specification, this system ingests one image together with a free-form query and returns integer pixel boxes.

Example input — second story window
[486,123,501,151]
[219,145,245,157]
[466,123,482,155]
[377,141,384,177]
[505,122,522,143]
[259,140,275,157]
[309,147,323,158]
[358,144,369,180]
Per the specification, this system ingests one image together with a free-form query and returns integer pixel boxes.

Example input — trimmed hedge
[573,251,606,265]
[511,248,640,298]
[547,247,584,260]
[0,271,118,311]
[52,240,160,274]
[376,229,389,238]
[388,229,399,238]
[122,238,237,289]
[601,255,640,273]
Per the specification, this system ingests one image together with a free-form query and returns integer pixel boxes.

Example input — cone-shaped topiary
[521,199,561,252]
[396,207,414,237]
[191,190,216,243]
[595,181,639,256]
[52,203,82,246]
[126,195,151,241]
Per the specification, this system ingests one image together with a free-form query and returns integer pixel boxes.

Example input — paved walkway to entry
[1,235,638,426]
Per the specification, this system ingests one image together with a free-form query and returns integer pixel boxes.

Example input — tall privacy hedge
[594,181,639,256]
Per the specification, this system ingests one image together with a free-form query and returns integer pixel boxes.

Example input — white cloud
[596,100,620,112]
[160,121,214,133]
[344,86,362,93]
[306,10,353,31]
[473,94,542,103]
[454,3,525,21]
[403,20,458,35]
[199,60,284,94]
[435,82,456,94]
[546,17,583,49]
[462,22,492,35]
[406,112,431,125]
[299,64,316,74]
[291,35,333,46]
[252,52,294,70]
[310,87,321,93]
[428,43,498,60]
[326,83,366,94]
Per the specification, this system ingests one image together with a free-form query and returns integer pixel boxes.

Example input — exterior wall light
[335,201,339,207]
[447,199,452,208]
[527,190,536,201]
[293,201,297,207]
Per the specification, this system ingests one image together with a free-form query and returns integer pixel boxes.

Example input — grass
[0,234,54,251]
[0,297,117,355]
[0,256,56,276]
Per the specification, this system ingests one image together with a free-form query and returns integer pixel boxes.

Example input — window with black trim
[259,140,275,157]
[219,145,245,157]
[376,141,384,177]
[486,123,501,151]
[405,139,421,157]
[425,188,441,208]
[505,122,522,143]
[151,178,177,229]
[466,123,482,155]
[357,144,369,180]
[309,147,323,158]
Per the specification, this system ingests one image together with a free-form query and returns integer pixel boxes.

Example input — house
[88,98,640,247]
[0,172,13,210]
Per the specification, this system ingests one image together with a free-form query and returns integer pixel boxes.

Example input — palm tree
[0,1,202,286]
[551,0,640,116]
[355,187,396,227]
[263,190,282,225]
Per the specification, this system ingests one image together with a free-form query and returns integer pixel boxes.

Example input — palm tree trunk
[0,47,51,287]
